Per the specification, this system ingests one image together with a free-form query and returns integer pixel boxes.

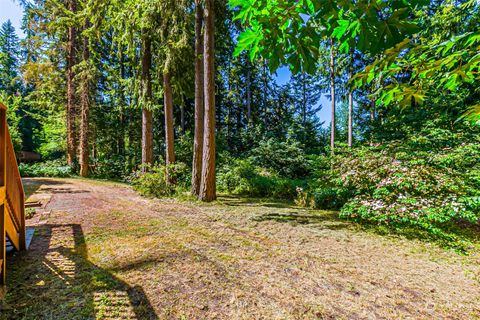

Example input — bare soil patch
[1,178,479,319]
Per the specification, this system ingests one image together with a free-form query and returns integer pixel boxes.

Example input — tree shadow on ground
[0,223,158,320]
[22,178,73,199]
[253,211,351,231]
[218,195,297,209]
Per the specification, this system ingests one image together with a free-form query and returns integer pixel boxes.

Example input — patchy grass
[1,178,480,319]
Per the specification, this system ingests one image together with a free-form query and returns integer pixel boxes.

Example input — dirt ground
[1,178,479,319]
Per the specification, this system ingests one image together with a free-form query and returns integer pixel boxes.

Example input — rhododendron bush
[301,129,480,248]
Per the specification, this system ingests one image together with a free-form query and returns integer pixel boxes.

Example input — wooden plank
[4,209,19,251]
[0,205,5,286]
[0,187,5,204]
[4,201,19,232]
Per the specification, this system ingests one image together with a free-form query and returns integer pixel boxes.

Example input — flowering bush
[301,128,480,249]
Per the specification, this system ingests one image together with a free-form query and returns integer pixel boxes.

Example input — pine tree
[0,20,21,95]
[191,0,204,196]
[141,31,153,169]
[66,0,78,166]
[79,20,91,177]
[199,0,216,202]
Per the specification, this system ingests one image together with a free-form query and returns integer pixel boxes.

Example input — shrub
[299,129,480,249]
[218,159,303,199]
[19,160,73,178]
[129,163,190,198]
[129,165,173,198]
[91,156,127,180]
[249,138,310,178]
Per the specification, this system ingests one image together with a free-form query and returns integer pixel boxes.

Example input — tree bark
[246,64,252,125]
[330,39,336,153]
[191,0,204,196]
[302,72,307,126]
[348,50,354,148]
[180,102,185,134]
[118,49,126,156]
[141,31,153,170]
[79,22,90,177]
[164,72,175,183]
[199,0,216,202]
[370,99,376,122]
[66,0,77,166]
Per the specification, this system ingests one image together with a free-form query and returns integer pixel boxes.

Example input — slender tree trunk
[164,72,175,183]
[226,64,232,146]
[66,0,77,166]
[246,64,252,125]
[191,0,204,196]
[370,99,376,122]
[79,22,90,177]
[199,0,216,202]
[141,31,153,169]
[118,50,126,156]
[180,102,185,134]
[128,96,136,169]
[263,60,268,127]
[348,50,354,148]
[330,39,336,153]
[302,72,307,126]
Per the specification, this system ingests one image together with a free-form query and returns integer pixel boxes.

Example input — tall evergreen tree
[0,20,21,95]
[191,0,204,196]
[199,0,216,202]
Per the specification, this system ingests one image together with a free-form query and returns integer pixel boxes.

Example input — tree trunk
[330,39,336,153]
[263,60,268,127]
[302,72,307,126]
[348,50,354,148]
[118,50,126,156]
[370,99,376,122]
[180,102,185,134]
[79,22,90,177]
[246,64,252,125]
[191,0,204,196]
[164,72,175,183]
[199,0,216,202]
[141,31,153,170]
[66,0,77,166]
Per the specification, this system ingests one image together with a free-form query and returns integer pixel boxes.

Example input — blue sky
[1,0,24,37]
[0,0,332,126]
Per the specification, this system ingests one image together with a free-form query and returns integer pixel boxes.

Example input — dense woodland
[0,0,479,248]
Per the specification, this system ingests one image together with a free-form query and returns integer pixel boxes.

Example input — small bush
[218,159,303,199]
[129,163,190,198]
[19,160,73,178]
[91,156,127,180]
[249,138,310,178]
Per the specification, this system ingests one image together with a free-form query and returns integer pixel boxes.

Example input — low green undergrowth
[129,163,190,198]
[19,160,73,178]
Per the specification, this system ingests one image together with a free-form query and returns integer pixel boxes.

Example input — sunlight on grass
[93,291,136,320]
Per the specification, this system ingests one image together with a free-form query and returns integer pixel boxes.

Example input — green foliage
[300,125,480,249]
[218,159,303,199]
[91,156,127,180]
[0,91,23,150]
[129,163,190,198]
[19,160,73,178]
[230,0,427,73]
[249,138,310,178]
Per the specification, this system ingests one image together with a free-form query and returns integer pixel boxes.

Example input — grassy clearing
[1,178,479,319]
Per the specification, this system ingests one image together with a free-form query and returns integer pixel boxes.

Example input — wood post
[0,205,5,287]
[0,108,6,288]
